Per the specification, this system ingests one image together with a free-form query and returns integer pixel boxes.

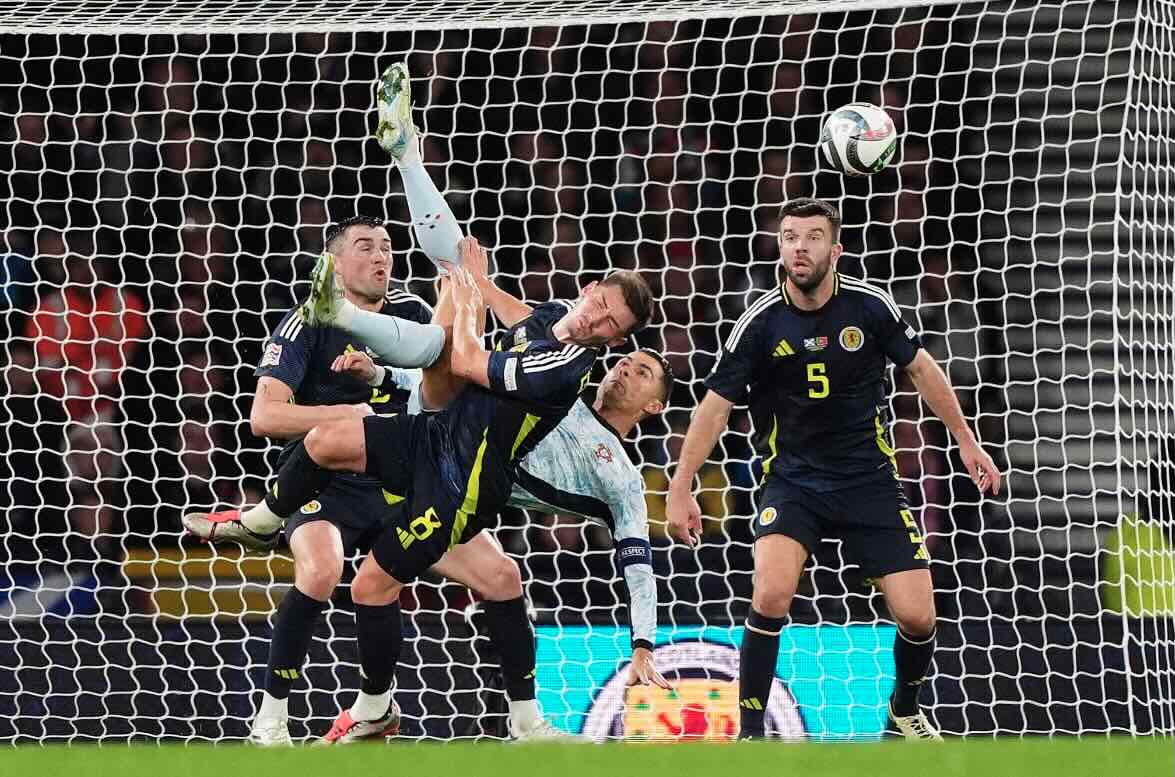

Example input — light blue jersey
[393,369,656,647]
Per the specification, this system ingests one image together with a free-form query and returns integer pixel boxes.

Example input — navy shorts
[284,475,408,559]
[753,470,930,581]
[361,413,484,584]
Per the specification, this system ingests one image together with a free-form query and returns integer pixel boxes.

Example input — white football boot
[249,716,294,747]
[889,702,944,741]
[375,62,419,162]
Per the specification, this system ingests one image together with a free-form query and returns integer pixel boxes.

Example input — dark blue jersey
[432,300,598,516]
[705,273,921,490]
[254,289,432,471]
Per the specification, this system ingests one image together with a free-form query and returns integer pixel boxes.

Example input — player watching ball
[667,197,1001,741]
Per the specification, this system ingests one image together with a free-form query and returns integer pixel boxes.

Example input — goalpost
[0,0,1171,741]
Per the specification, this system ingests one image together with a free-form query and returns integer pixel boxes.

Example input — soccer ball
[819,103,898,177]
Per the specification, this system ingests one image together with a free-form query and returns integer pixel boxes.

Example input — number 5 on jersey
[807,362,829,399]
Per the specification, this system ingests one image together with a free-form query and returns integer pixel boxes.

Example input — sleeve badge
[260,342,283,367]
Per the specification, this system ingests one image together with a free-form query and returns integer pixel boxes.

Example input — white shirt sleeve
[609,469,657,646]
[384,367,424,415]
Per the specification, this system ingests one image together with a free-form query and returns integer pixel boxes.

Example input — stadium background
[0,0,1171,742]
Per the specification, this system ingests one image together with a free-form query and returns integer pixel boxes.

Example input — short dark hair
[324,215,387,252]
[599,270,654,334]
[637,348,674,405]
[778,198,841,241]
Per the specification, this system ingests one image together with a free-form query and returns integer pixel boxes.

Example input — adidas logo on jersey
[773,339,795,357]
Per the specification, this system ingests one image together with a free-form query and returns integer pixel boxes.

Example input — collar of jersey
[780,272,840,314]
[546,305,600,353]
[582,398,625,445]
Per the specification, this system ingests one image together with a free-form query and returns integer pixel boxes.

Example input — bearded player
[667,198,1001,740]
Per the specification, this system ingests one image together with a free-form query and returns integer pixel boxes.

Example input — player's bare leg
[303,417,368,472]
[236,416,369,539]
[250,521,345,745]
[739,534,808,740]
[320,553,406,744]
[432,532,569,740]
[877,568,943,740]
[188,424,362,555]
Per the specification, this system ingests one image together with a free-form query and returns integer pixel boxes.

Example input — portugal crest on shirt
[839,326,864,352]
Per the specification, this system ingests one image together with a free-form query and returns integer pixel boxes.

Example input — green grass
[1,738,1170,777]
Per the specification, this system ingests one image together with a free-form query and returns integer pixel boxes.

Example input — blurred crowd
[0,8,1004,620]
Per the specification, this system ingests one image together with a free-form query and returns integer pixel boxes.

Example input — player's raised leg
[250,519,344,746]
[877,568,942,741]
[320,551,407,744]
[234,408,413,553]
[738,532,809,739]
[432,532,568,740]
[376,62,465,274]
[300,251,446,368]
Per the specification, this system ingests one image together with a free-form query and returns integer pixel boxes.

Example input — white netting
[0,0,1171,742]
[0,0,969,33]
[1118,0,1175,736]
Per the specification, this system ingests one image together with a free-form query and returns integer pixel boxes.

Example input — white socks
[334,307,446,369]
[241,501,283,535]
[257,691,288,722]
[334,296,358,330]
[397,152,463,270]
[509,699,541,734]
[351,690,393,722]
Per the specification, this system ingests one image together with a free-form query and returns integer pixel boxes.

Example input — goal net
[1,0,1171,742]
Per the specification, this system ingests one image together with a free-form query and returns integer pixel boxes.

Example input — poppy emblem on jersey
[803,337,829,352]
[839,326,864,352]
[595,444,614,464]
[301,500,322,515]
[759,507,778,526]
[260,342,283,367]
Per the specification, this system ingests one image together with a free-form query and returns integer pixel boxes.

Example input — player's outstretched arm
[667,390,734,546]
[249,376,372,440]
[608,477,670,688]
[467,256,533,327]
[621,562,666,687]
[904,348,1002,495]
[419,239,492,410]
[449,267,493,387]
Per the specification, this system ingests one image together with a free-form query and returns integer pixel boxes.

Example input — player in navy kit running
[667,198,1001,740]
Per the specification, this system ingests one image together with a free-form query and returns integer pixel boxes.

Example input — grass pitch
[1,737,1170,777]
